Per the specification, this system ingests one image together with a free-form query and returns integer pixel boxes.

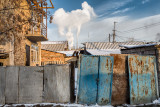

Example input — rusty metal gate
[77,55,114,105]
[128,55,159,104]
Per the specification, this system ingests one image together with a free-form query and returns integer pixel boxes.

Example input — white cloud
[142,0,150,4]
[77,14,160,46]
[112,8,133,15]
[53,1,96,49]
[95,0,133,14]
[48,14,160,47]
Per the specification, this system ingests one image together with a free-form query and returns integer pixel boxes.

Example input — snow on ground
[2,103,113,107]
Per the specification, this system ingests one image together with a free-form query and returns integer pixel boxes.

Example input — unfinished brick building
[0,0,54,66]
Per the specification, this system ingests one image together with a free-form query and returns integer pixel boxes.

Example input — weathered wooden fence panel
[0,67,5,105]
[77,55,99,105]
[5,66,19,104]
[44,65,70,103]
[19,67,43,104]
[110,54,129,105]
[128,55,159,104]
[97,56,114,105]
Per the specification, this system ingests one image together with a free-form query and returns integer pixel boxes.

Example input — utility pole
[113,22,117,43]
[109,34,111,42]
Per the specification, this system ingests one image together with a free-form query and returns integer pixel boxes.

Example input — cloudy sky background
[47,0,160,48]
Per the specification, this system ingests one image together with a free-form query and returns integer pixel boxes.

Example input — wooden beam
[50,0,54,8]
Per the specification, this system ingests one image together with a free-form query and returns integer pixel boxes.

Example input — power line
[117,21,160,34]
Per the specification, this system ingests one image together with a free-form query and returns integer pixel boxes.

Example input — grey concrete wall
[0,67,6,105]
[0,65,71,104]
[5,66,19,104]
[44,65,70,103]
[19,66,43,104]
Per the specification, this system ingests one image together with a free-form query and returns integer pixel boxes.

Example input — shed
[41,41,77,65]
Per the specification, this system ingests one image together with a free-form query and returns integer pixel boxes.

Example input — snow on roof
[57,51,75,56]
[86,49,121,55]
[41,41,68,44]
[119,44,157,49]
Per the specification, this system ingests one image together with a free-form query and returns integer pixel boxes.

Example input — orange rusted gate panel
[128,55,159,104]
[110,54,129,105]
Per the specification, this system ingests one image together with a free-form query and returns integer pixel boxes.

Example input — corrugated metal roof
[41,41,68,51]
[84,42,145,49]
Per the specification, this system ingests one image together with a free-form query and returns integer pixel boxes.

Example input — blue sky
[47,0,160,47]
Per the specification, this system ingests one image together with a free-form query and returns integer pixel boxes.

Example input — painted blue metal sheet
[77,55,99,104]
[128,55,159,105]
[97,56,114,105]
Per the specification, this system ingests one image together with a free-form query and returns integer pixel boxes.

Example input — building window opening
[0,62,3,66]
[31,44,39,63]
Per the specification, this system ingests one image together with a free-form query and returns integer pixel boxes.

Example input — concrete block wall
[44,65,70,103]
[0,65,71,105]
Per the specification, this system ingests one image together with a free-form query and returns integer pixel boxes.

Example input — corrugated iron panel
[77,55,99,104]
[77,55,114,105]
[110,54,129,105]
[128,55,159,104]
[97,56,114,105]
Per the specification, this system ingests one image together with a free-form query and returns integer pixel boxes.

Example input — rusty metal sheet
[77,55,99,104]
[110,54,129,105]
[97,56,114,105]
[128,55,159,105]
[77,55,114,105]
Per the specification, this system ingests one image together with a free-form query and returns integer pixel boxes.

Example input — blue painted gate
[128,55,159,104]
[77,55,114,105]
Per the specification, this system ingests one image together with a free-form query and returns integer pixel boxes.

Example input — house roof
[83,42,145,49]
[119,44,157,49]
[41,41,68,51]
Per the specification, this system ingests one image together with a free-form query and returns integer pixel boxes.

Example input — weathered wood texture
[110,54,129,105]
[0,67,6,105]
[19,66,43,104]
[5,67,19,104]
[44,65,70,103]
